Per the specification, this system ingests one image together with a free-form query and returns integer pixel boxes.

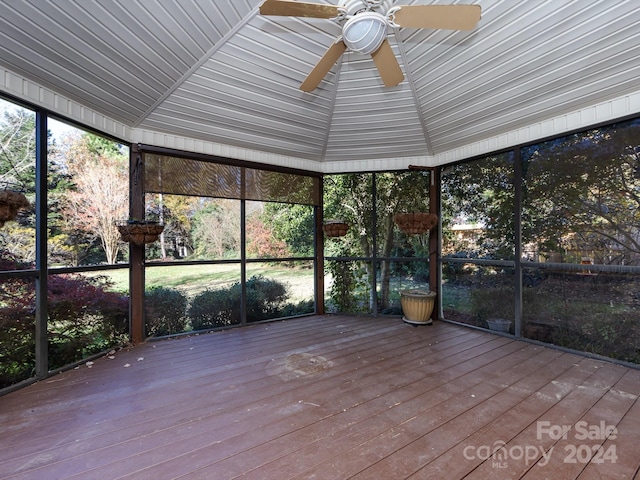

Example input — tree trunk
[378,215,396,309]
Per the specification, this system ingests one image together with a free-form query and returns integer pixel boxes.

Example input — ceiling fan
[259,0,481,92]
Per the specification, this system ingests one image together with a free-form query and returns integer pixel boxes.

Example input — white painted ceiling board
[1,0,639,171]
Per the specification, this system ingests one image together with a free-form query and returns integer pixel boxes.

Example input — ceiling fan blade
[300,38,346,92]
[390,5,481,30]
[259,0,342,19]
[371,39,403,88]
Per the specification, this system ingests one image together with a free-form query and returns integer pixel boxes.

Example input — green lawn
[92,263,315,300]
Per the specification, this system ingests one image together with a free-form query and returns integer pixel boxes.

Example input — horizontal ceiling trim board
[5,63,640,173]
[320,156,434,175]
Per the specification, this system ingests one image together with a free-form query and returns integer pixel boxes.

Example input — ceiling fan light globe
[342,12,387,55]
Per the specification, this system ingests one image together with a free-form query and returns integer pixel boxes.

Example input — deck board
[0,315,638,480]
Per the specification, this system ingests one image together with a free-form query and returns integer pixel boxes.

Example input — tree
[324,171,431,310]
[0,103,36,262]
[63,134,128,264]
[246,214,290,258]
[261,203,314,257]
[0,104,35,191]
[145,193,200,259]
[441,118,640,265]
[191,199,240,258]
[441,153,515,259]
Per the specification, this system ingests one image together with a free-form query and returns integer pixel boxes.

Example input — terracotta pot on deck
[400,289,436,325]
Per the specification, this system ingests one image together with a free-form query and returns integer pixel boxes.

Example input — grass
[90,263,315,301]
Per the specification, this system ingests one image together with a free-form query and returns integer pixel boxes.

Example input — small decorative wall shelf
[0,190,30,228]
[117,220,164,246]
[393,212,438,235]
[323,220,349,238]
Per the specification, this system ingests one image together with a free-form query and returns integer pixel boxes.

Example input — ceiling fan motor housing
[342,11,388,54]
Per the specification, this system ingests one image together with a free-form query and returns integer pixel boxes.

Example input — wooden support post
[314,180,325,315]
[34,112,48,377]
[408,165,440,322]
[129,144,145,344]
[429,167,441,322]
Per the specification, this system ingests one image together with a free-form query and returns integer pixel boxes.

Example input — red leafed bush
[1,250,129,388]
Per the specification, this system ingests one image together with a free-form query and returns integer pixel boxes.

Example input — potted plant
[116,219,164,246]
[393,212,438,235]
[400,289,436,325]
[486,318,511,332]
[0,189,30,228]
[323,219,349,238]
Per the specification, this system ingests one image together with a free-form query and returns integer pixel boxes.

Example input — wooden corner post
[129,144,145,343]
[429,167,441,322]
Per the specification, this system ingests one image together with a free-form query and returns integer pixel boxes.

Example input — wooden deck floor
[1,315,639,480]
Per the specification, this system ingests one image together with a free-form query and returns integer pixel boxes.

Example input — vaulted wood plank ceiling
[1,0,639,172]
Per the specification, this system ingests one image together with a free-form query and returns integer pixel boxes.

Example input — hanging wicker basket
[0,190,30,228]
[323,220,349,238]
[393,212,438,235]
[116,220,164,246]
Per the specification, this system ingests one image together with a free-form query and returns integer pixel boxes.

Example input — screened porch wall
[440,117,640,365]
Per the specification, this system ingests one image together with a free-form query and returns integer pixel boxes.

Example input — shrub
[470,286,515,322]
[188,288,238,330]
[1,253,129,388]
[244,275,289,322]
[145,286,188,337]
[47,274,129,369]
[187,275,292,331]
[280,299,315,317]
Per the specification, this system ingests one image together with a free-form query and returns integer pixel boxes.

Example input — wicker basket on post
[0,190,30,228]
[393,212,438,235]
[323,220,349,238]
[117,220,164,246]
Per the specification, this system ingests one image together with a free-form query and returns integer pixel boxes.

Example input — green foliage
[191,200,240,259]
[81,133,125,158]
[522,119,640,262]
[145,286,189,337]
[187,275,293,331]
[552,312,640,364]
[470,286,515,321]
[261,203,314,256]
[47,274,129,368]
[325,260,370,314]
[323,171,432,311]
[188,288,236,330]
[244,274,289,320]
[441,153,515,259]
[0,251,129,388]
